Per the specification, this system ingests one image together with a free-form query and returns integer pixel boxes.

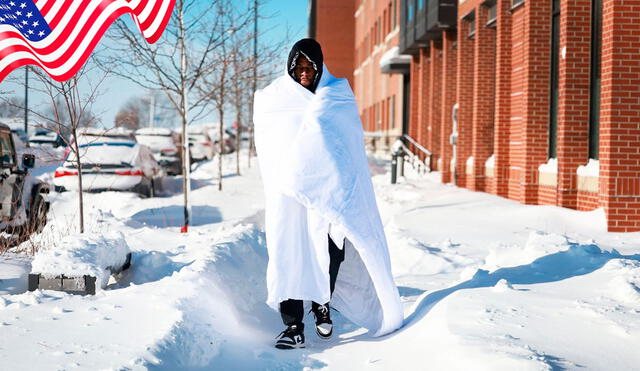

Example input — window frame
[588,0,602,160]
[548,0,560,159]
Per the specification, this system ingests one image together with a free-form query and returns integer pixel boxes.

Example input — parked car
[53,141,163,197]
[134,128,183,175]
[205,127,236,155]
[64,127,137,158]
[188,129,215,161]
[0,123,50,242]
[28,129,66,148]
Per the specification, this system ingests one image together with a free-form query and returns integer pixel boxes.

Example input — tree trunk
[72,126,84,233]
[218,107,223,191]
[179,4,191,232]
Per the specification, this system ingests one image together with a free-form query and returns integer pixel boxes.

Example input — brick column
[556,0,591,209]
[418,48,431,160]
[440,30,457,184]
[456,17,475,188]
[428,40,443,169]
[409,56,420,153]
[600,0,640,232]
[491,0,512,197]
[519,0,552,204]
[470,5,496,192]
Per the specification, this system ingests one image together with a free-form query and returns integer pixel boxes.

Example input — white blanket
[253,67,403,337]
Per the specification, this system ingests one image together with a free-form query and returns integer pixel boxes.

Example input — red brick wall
[507,5,527,200]
[577,191,599,211]
[418,48,431,159]
[600,0,640,232]
[456,16,475,188]
[555,0,592,209]
[470,6,496,192]
[315,0,355,85]
[428,41,443,170]
[490,0,513,198]
[340,0,640,232]
[353,0,404,143]
[409,56,420,152]
[519,1,552,205]
[440,30,457,184]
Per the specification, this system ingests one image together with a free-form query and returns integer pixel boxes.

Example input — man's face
[294,57,316,88]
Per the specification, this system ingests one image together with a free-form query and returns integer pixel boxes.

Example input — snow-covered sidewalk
[1,152,639,370]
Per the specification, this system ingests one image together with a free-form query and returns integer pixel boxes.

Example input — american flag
[0,0,175,82]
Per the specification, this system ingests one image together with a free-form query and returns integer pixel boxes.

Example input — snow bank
[30,232,130,290]
[538,157,558,173]
[577,159,599,177]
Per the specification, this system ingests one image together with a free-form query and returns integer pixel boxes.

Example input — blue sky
[1,0,309,129]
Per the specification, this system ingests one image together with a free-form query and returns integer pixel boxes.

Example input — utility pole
[24,66,29,146]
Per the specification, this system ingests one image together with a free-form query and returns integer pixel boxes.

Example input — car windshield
[66,142,137,167]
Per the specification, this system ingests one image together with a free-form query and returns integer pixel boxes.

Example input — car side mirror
[22,154,35,169]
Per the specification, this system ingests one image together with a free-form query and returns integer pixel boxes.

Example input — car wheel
[149,178,156,198]
[28,194,48,235]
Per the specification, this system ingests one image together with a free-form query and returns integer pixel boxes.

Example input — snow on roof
[67,142,139,165]
[135,127,174,136]
[30,232,131,290]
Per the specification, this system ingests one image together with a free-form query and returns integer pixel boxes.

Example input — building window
[486,1,497,26]
[408,0,414,22]
[465,11,476,39]
[418,0,425,10]
[588,0,602,159]
[549,0,560,158]
[512,0,524,7]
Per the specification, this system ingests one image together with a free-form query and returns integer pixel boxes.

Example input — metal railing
[390,135,433,184]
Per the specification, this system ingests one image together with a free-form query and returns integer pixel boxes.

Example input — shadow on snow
[128,206,222,228]
[403,242,640,328]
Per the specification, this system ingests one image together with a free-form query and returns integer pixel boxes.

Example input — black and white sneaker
[311,303,333,339]
[275,324,305,349]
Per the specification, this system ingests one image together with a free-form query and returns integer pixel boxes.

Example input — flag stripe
[0,0,174,82]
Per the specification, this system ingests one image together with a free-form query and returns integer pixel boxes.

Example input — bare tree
[1,63,108,234]
[115,97,147,130]
[195,0,255,188]
[0,96,25,118]
[101,0,251,231]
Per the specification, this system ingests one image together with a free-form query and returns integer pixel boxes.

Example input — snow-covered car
[135,128,182,175]
[188,130,215,161]
[64,127,137,158]
[28,129,66,148]
[53,141,163,197]
[0,124,50,242]
[205,127,236,155]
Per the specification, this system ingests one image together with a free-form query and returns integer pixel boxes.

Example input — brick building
[310,0,405,150]
[311,0,640,232]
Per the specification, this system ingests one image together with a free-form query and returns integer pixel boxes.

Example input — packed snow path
[1,152,640,370]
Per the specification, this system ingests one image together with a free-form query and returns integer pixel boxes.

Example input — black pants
[279,235,345,327]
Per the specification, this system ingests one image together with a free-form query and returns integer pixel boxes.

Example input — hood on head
[287,38,324,93]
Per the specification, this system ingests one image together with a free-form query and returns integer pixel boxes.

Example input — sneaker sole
[315,329,333,340]
[275,343,306,350]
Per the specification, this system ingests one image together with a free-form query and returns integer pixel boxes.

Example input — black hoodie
[287,38,324,93]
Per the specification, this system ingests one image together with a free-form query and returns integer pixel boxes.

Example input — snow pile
[1,150,640,370]
[577,159,599,177]
[30,231,130,289]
